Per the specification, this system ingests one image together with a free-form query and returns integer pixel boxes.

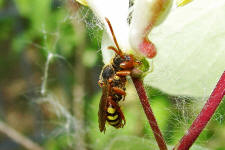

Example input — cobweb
[36,94,77,146]
[26,1,102,148]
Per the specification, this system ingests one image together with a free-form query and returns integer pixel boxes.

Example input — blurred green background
[0,0,225,150]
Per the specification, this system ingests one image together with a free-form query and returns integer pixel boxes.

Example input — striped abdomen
[106,105,122,128]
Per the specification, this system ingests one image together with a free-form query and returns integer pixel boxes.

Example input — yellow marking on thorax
[107,115,118,121]
[176,0,193,7]
[107,107,116,114]
[114,75,120,81]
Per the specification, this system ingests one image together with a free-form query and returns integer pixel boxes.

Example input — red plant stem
[174,71,225,150]
[132,77,168,150]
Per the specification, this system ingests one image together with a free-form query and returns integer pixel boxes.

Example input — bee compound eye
[125,55,131,61]
[113,56,124,66]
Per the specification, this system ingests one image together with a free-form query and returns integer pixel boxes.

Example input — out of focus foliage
[0,0,225,150]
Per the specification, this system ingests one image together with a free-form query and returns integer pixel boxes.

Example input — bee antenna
[105,17,123,57]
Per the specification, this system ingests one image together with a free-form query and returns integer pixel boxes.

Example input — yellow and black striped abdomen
[106,106,121,128]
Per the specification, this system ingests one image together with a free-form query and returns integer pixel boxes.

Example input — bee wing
[98,84,109,132]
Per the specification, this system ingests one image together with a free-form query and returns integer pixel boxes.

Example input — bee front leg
[98,80,104,87]
[116,70,130,76]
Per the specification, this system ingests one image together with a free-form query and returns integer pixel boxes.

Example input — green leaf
[82,50,97,67]
[105,136,158,150]
[0,0,3,8]
[14,0,52,31]
[151,96,171,131]
[190,145,210,150]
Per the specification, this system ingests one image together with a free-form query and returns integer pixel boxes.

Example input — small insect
[98,18,140,132]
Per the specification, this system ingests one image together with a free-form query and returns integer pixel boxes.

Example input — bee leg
[116,70,130,76]
[121,111,126,126]
[98,80,104,87]
[122,95,125,101]
[112,87,126,95]
[106,96,113,110]
[108,77,113,83]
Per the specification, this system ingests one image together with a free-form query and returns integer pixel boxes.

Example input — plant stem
[0,120,43,150]
[132,77,168,150]
[174,71,225,150]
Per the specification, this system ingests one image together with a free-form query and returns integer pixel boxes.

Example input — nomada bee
[98,18,141,132]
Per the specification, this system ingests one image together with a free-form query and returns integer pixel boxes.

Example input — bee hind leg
[112,87,126,96]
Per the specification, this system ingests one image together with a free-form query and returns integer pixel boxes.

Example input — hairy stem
[174,71,225,150]
[132,77,167,150]
[0,120,43,150]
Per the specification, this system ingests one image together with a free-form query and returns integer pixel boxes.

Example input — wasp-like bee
[98,18,140,132]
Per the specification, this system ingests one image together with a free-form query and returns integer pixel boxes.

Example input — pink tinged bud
[139,38,157,58]
[130,0,169,59]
